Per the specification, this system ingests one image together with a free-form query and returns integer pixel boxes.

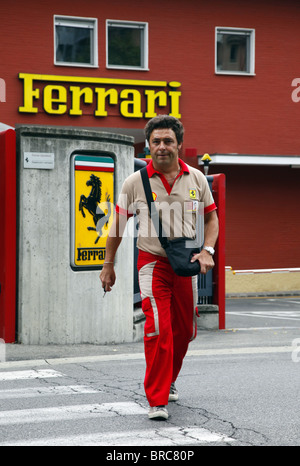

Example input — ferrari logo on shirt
[152,192,157,201]
[189,189,196,199]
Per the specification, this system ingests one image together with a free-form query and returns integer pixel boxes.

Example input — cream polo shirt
[116,159,217,257]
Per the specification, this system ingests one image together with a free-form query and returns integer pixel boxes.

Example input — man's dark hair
[144,115,184,145]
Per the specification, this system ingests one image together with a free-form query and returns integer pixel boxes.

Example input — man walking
[100,115,219,420]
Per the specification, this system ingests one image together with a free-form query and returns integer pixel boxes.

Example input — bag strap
[140,166,168,248]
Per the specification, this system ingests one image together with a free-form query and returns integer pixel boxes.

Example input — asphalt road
[0,297,299,448]
[226,296,300,330]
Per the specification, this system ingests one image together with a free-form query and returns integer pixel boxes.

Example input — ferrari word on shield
[71,154,114,269]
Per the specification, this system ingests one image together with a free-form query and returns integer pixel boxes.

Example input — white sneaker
[168,383,179,402]
[148,405,168,420]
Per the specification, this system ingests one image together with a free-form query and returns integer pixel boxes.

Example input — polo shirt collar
[147,158,189,177]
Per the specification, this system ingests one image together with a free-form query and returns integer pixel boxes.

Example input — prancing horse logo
[79,174,112,244]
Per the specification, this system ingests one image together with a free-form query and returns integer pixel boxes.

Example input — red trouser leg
[138,252,198,407]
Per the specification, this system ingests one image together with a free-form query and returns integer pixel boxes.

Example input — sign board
[24,152,55,169]
[71,153,114,269]
[18,73,182,119]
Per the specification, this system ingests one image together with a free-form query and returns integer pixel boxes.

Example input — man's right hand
[99,263,116,293]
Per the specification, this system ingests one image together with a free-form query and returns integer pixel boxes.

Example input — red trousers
[137,251,198,407]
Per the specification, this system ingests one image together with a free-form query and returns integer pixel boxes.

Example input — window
[54,15,98,67]
[106,20,148,70]
[215,27,255,75]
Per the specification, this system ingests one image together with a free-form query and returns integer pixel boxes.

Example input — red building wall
[209,164,300,270]
[1,0,300,156]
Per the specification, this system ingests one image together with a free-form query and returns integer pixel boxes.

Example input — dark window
[107,21,148,69]
[54,16,97,67]
[56,26,92,64]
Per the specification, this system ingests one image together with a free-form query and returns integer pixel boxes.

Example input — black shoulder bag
[140,166,200,277]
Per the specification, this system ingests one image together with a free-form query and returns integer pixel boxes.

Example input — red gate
[211,173,226,329]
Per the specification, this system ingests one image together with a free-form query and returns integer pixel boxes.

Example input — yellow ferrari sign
[71,154,114,269]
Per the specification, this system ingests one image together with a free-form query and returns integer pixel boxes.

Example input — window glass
[107,21,148,70]
[56,26,92,64]
[216,28,254,75]
[108,26,142,67]
[54,16,98,67]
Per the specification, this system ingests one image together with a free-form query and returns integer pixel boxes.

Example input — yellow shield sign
[71,154,114,269]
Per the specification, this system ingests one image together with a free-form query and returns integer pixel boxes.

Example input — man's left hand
[191,250,215,275]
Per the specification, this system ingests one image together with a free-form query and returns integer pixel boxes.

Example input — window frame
[106,19,149,71]
[215,27,255,76]
[54,15,98,68]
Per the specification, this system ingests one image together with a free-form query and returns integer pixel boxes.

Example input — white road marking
[187,345,293,357]
[0,426,235,446]
[0,369,63,381]
[0,402,146,426]
[0,354,145,369]
[0,385,99,399]
[227,311,300,321]
[267,299,300,305]
[0,344,295,370]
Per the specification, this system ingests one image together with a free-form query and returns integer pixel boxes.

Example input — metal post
[0,129,17,342]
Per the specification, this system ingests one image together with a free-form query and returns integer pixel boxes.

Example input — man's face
[149,128,182,169]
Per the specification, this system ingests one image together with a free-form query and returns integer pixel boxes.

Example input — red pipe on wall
[0,129,16,343]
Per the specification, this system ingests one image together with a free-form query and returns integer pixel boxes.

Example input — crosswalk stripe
[0,369,63,381]
[0,426,235,446]
[0,368,236,446]
[0,402,146,426]
[0,385,99,399]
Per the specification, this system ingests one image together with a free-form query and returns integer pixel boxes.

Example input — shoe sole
[148,410,169,420]
[168,393,179,402]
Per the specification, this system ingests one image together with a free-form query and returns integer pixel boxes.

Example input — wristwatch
[203,246,215,256]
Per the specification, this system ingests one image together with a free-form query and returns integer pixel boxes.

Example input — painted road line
[0,369,63,381]
[0,426,235,446]
[187,346,293,357]
[0,353,145,369]
[227,311,300,321]
[0,402,146,426]
[0,344,295,370]
[0,385,99,399]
